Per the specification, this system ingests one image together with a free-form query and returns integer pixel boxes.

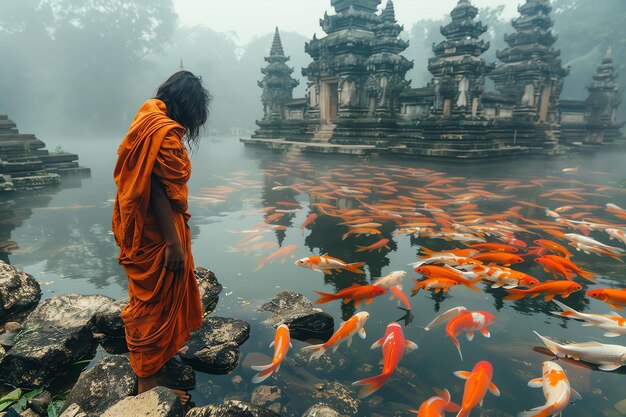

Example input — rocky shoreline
[0,261,359,417]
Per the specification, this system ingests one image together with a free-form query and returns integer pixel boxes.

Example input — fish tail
[533,331,562,357]
[504,288,528,301]
[450,335,463,361]
[250,362,279,384]
[355,245,369,252]
[314,290,338,304]
[517,404,555,417]
[551,299,581,318]
[300,343,327,361]
[344,262,366,274]
[578,269,597,283]
[456,408,471,417]
[419,247,436,257]
[352,372,392,399]
[461,277,483,292]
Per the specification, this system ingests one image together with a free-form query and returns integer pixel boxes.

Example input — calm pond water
[2,136,626,416]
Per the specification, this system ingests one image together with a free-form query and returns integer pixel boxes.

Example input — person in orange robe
[112,71,209,401]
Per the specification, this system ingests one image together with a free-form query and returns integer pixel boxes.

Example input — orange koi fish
[472,252,524,266]
[295,255,365,275]
[356,238,391,253]
[315,284,387,308]
[419,247,480,258]
[542,255,597,283]
[409,388,461,417]
[518,361,580,417]
[412,277,462,294]
[425,306,495,360]
[301,312,369,360]
[454,361,500,417]
[473,265,539,289]
[342,228,382,240]
[300,213,318,235]
[352,322,418,398]
[414,266,482,291]
[534,257,576,280]
[504,281,582,302]
[251,324,291,383]
[389,285,413,325]
[586,288,626,310]
[254,244,299,271]
[469,243,519,253]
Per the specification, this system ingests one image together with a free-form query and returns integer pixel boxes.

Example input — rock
[301,404,341,417]
[18,410,38,417]
[0,294,113,387]
[100,386,183,417]
[92,299,128,354]
[0,261,41,323]
[293,350,348,378]
[615,399,626,415]
[180,316,250,374]
[195,268,223,314]
[259,291,334,342]
[59,355,194,417]
[0,331,16,349]
[0,345,5,361]
[186,400,279,417]
[27,390,52,415]
[251,385,282,414]
[4,322,22,332]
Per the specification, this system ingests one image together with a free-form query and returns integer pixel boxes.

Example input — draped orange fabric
[112,99,203,378]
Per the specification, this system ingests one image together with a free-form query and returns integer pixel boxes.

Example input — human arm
[150,174,184,272]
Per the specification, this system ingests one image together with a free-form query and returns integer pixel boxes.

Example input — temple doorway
[320,79,338,123]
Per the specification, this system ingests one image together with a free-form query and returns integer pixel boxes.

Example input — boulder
[195,268,223,314]
[250,385,282,414]
[100,386,183,417]
[59,355,195,417]
[258,291,334,342]
[186,400,279,417]
[180,316,250,374]
[0,261,41,323]
[0,294,113,388]
[301,404,341,417]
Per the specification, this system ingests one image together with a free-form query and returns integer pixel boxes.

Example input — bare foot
[177,346,189,355]
[170,388,190,405]
[137,375,159,395]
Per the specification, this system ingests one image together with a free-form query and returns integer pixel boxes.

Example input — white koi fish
[551,300,626,337]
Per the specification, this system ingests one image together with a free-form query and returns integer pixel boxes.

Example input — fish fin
[314,291,336,304]
[432,387,451,402]
[518,405,555,417]
[365,297,374,305]
[503,285,517,289]
[445,401,462,413]
[598,363,622,371]
[450,336,463,361]
[491,283,504,289]
[342,298,352,305]
[610,311,623,317]
[354,299,363,308]
[544,294,556,302]
[465,332,475,342]
[480,328,491,338]
[269,341,275,348]
[504,289,527,301]
[289,343,293,348]
[527,378,543,388]
[346,336,353,348]
[323,269,333,275]
[489,382,501,397]
[396,307,414,326]
[352,372,392,399]
[370,336,385,349]
[533,331,562,356]
[479,399,483,407]
[571,388,582,401]
[250,362,278,384]
[453,371,471,380]
[332,344,340,353]
[424,306,467,331]
[344,262,366,274]
[581,323,595,327]
[300,343,327,361]
[603,332,621,337]
[404,340,419,352]
[358,328,367,339]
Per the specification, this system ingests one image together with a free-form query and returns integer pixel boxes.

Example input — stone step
[38,152,78,164]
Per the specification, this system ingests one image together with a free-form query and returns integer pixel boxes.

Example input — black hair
[155,70,210,147]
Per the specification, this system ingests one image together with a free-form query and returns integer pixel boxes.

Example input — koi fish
[389,285,414,325]
[295,255,365,275]
[412,277,463,294]
[315,284,387,308]
[472,252,524,266]
[586,288,626,310]
[454,361,500,417]
[301,312,369,360]
[504,281,582,302]
[301,213,318,235]
[254,244,299,271]
[534,331,626,371]
[427,307,495,360]
[562,165,580,173]
[530,239,573,259]
[342,228,382,240]
[251,324,291,383]
[414,265,482,291]
[469,243,519,253]
[352,322,418,398]
[551,299,626,337]
[565,233,625,255]
[372,270,407,289]
[409,388,461,417]
[569,241,625,262]
[534,257,576,281]
[409,254,482,269]
[606,228,626,245]
[356,238,391,253]
[473,265,539,289]
[518,361,581,417]
[541,255,597,282]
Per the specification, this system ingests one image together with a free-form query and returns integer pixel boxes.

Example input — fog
[0,0,623,140]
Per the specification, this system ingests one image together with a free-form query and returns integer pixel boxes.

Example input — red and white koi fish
[409,388,461,417]
[586,288,626,310]
[301,312,369,360]
[315,284,387,308]
[454,361,500,417]
[425,306,495,360]
[518,361,581,417]
[534,331,626,371]
[606,228,626,245]
[295,255,365,275]
[409,254,481,269]
[551,299,626,337]
[251,324,291,383]
[473,265,539,289]
[352,322,418,398]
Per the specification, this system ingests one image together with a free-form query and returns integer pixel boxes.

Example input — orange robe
[112,99,203,378]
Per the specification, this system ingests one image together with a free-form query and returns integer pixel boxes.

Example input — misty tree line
[0,0,624,139]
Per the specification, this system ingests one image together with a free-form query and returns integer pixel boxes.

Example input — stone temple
[242,0,624,159]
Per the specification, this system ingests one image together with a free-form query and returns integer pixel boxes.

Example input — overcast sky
[173,0,517,45]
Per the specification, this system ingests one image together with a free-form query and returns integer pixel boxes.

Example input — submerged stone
[301,404,341,417]
[100,386,183,417]
[179,316,250,374]
[0,293,112,388]
[186,400,279,417]
[259,291,334,342]
[195,268,223,314]
[0,261,41,324]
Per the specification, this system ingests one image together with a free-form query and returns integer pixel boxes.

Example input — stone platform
[240,137,384,156]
